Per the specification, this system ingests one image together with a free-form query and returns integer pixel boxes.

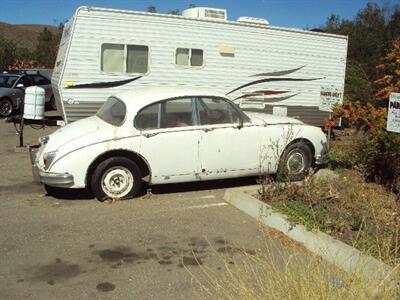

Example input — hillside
[0,22,58,51]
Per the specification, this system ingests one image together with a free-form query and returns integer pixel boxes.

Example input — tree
[147,5,157,13]
[387,7,400,46]
[344,62,374,104]
[334,39,400,189]
[321,3,400,104]
[167,9,180,15]
[374,39,400,102]
[0,36,17,69]
[34,26,62,68]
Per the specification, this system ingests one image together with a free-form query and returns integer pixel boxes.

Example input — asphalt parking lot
[0,116,307,299]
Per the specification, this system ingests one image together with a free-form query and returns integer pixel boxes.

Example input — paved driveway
[0,118,308,299]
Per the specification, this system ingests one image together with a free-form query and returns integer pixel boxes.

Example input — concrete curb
[224,185,399,291]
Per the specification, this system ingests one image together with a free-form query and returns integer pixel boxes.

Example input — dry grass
[192,230,398,300]
[192,171,399,298]
[260,170,400,267]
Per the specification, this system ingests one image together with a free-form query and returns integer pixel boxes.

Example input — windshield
[0,75,19,88]
[96,97,126,126]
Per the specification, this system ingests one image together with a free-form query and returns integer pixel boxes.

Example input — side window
[101,44,124,73]
[127,45,149,73]
[135,103,160,130]
[30,75,50,85]
[191,49,203,66]
[160,98,194,128]
[175,48,203,67]
[176,48,189,66]
[5,76,18,87]
[135,98,195,130]
[198,97,240,125]
[17,76,32,88]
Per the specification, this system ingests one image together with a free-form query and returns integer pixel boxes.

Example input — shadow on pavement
[149,176,259,195]
[45,177,259,201]
[44,185,94,200]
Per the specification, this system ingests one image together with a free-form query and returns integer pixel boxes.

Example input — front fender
[49,137,141,188]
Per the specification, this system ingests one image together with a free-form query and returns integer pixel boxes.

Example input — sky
[0,0,397,29]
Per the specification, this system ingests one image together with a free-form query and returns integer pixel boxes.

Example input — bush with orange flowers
[332,40,400,191]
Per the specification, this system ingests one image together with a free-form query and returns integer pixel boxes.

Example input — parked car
[30,87,328,201]
[0,70,55,117]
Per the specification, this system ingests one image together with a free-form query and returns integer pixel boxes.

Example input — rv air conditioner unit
[237,17,269,25]
[182,7,227,21]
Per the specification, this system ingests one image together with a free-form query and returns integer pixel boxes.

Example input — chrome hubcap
[286,150,305,175]
[101,167,134,198]
[0,101,12,116]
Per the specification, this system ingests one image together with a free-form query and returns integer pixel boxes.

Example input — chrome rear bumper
[29,145,74,187]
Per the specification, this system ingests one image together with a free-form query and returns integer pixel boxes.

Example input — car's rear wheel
[90,157,142,201]
[277,142,313,181]
[0,98,13,117]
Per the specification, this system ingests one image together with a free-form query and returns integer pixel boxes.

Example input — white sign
[319,86,342,112]
[387,93,400,133]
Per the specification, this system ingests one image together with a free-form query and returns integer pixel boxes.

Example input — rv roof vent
[182,7,227,21]
[237,16,269,25]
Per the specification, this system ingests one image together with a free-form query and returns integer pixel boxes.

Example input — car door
[136,97,202,184]
[13,76,32,106]
[2,75,22,107]
[197,97,265,180]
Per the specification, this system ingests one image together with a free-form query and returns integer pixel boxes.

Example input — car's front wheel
[0,98,13,117]
[277,142,313,181]
[90,157,142,201]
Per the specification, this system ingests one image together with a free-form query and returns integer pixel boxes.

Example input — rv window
[127,45,149,74]
[101,44,124,73]
[191,49,203,66]
[176,48,189,66]
[176,48,203,67]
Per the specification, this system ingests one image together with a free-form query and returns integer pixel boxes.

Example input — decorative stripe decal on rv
[249,65,306,77]
[65,76,142,89]
[226,77,324,95]
[234,90,289,101]
[244,93,299,103]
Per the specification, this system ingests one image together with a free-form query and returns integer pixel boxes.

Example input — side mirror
[16,83,24,89]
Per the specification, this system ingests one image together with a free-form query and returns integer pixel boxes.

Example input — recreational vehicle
[52,6,348,126]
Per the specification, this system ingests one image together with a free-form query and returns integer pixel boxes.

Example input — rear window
[96,97,126,126]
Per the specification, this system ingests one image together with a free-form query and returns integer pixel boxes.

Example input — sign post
[387,93,400,133]
[319,86,342,149]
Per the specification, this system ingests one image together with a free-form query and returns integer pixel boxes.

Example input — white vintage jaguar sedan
[30,87,328,201]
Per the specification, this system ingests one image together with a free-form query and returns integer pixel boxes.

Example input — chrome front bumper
[29,145,74,187]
